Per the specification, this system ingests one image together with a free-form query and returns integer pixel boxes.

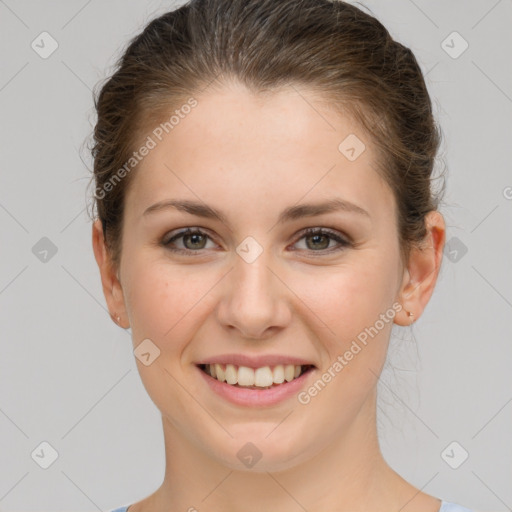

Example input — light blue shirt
[440,502,475,512]
[439,500,473,512]
[109,500,476,512]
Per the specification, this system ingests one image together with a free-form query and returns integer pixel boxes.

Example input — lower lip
[196,365,315,407]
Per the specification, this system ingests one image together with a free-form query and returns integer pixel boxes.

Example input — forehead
[125,83,393,223]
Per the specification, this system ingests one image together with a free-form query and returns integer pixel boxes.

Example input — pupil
[308,234,329,250]
[186,233,205,249]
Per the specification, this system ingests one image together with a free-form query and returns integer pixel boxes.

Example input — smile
[195,360,317,407]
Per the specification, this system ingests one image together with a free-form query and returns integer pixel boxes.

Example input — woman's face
[101,83,411,472]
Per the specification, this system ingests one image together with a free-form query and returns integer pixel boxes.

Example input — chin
[207,430,313,473]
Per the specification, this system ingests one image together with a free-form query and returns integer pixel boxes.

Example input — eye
[161,227,351,255]
[161,228,217,254]
[292,227,351,253]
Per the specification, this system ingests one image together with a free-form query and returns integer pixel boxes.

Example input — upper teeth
[205,364,304,388]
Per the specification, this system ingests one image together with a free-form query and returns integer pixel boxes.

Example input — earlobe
[394,211,446,326]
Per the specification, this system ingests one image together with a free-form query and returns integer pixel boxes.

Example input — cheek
[293,255,399,350]
[292,261,398,421]
[123,261,212,414]
[125,258,224,357]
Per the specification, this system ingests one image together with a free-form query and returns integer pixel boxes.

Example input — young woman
[90,0,475,510]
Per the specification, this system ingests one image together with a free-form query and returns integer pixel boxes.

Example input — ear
[394,210,446,326]
[92,219,129,328]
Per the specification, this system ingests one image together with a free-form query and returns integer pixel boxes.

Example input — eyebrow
[143,198,370,225]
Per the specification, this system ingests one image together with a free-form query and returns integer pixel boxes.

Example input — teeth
[225,364,237,385]
[284,364,295,382]
[205,363,309,388]
[238,366,254,386]
[215,363,225,382]
[273,365,285,383]
[254,367,273,387]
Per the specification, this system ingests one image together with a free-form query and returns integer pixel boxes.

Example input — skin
[92,81,445,512]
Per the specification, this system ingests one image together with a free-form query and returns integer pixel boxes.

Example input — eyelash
[161,227,352,256]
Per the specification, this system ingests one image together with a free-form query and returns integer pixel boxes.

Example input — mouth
[197,363,316,390]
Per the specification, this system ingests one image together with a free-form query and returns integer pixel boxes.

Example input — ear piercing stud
[407,311,414,324]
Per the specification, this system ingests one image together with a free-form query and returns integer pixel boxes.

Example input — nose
[216,249,291,340]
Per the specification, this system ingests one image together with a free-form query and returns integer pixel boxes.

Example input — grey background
[0,0,511,510]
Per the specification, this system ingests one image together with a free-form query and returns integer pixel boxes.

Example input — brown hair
[87,0,445,271]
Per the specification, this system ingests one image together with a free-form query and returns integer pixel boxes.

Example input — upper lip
[195,354,316,369]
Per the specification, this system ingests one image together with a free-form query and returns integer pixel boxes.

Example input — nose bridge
[235,247,275,301]
[218,239,289,338]
[233,234,275,292]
